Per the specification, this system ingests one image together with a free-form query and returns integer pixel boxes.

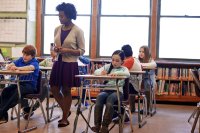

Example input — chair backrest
[36,70,42,94]
[123,78,130,101]
[190,69,200,97]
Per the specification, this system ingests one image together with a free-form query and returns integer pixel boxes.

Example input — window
[42,0,91,56]
[158,0,200,60]
[98,0,151,57]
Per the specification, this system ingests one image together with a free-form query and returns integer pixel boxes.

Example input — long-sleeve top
[39,57,54,67]
[141,59,157,89]
[94,63,130,93]
[54,24,85,62]
[123,57,142,92]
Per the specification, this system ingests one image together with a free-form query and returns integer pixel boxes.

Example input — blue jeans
[94,91,122,127]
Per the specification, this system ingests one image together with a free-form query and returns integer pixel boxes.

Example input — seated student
[0,45,39,124]
[112,44,142,122]
[138,45,157,113]
[91,50,130,133]
[121,44,142,112]
[39,51,56,67]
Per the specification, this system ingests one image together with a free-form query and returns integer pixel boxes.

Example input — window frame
[156,0,200,61]
[97,0,152,58]
[41,0,92,56]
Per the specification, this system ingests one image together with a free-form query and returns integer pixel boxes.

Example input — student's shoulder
[121,65,129,70]
[30,58,39,64]
[125,56,134,62]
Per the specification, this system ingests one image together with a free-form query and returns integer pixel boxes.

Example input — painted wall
[0,0,36,58]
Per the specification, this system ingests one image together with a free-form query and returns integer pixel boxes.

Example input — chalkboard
[0,18,26,43]
[0,0,27,12]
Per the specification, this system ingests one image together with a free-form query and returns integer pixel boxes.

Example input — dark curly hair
[56,2,77,20]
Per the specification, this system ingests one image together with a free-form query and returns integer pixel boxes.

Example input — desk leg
[16,77,21,132]
[46,86,60,122]
[137,75,147,128]
[116,79,123,133]
[73,85,83,133]
[44,71,60,122]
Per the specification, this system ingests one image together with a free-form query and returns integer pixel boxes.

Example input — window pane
[161,0,200,16]
[99,17,149,57]
[45,0,91,14]
[43,16,90,55]
[101,0,150,15]
[159,18,200,59]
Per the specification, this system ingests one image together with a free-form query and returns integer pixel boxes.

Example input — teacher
[49,2,85,128]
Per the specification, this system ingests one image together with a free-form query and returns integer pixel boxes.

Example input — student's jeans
[0,82,36,117]
[142,73,153,113]
[94,91,122,127]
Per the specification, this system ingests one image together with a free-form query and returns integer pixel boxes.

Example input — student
[121,44,142,112]
[0,45,39,124]
[138,45,157,113]
[49,2,85,127]
[91,50,130,133]
[39,51,56,67]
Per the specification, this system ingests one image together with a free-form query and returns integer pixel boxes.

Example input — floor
[0,99,199,133]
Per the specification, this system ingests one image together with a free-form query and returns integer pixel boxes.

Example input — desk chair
[22,70,47,132]
[188,69,200,133]
[83,78,129,133]
[129,72,148,128]
[121,78,134,132]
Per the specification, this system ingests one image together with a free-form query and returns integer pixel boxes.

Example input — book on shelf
[170,68,179,79]
[156,67,163,79]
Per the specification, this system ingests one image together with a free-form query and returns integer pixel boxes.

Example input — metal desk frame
[39,66,60,122]
[74,74,128,133]
[0,70,33,133]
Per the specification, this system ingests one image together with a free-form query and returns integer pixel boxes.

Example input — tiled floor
[0,99,198,133]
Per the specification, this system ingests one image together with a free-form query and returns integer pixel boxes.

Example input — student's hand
[101,70,107,75]
[10,66,18,71]
[6,64,11,70]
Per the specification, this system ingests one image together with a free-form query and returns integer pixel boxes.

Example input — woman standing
[49,2,85,127]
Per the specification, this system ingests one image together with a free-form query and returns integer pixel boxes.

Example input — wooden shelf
[155,60,200,103]
[156,95,200,102]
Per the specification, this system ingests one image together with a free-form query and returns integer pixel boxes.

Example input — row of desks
[0,66,155,133]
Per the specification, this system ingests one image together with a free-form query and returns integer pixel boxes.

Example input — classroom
[0,0,200,133]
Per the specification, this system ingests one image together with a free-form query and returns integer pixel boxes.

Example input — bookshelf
[155,60,200,102]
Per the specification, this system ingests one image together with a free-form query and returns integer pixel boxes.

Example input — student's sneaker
[0,112,8,124]
[23,107,34,120]
[22,101,40,120]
